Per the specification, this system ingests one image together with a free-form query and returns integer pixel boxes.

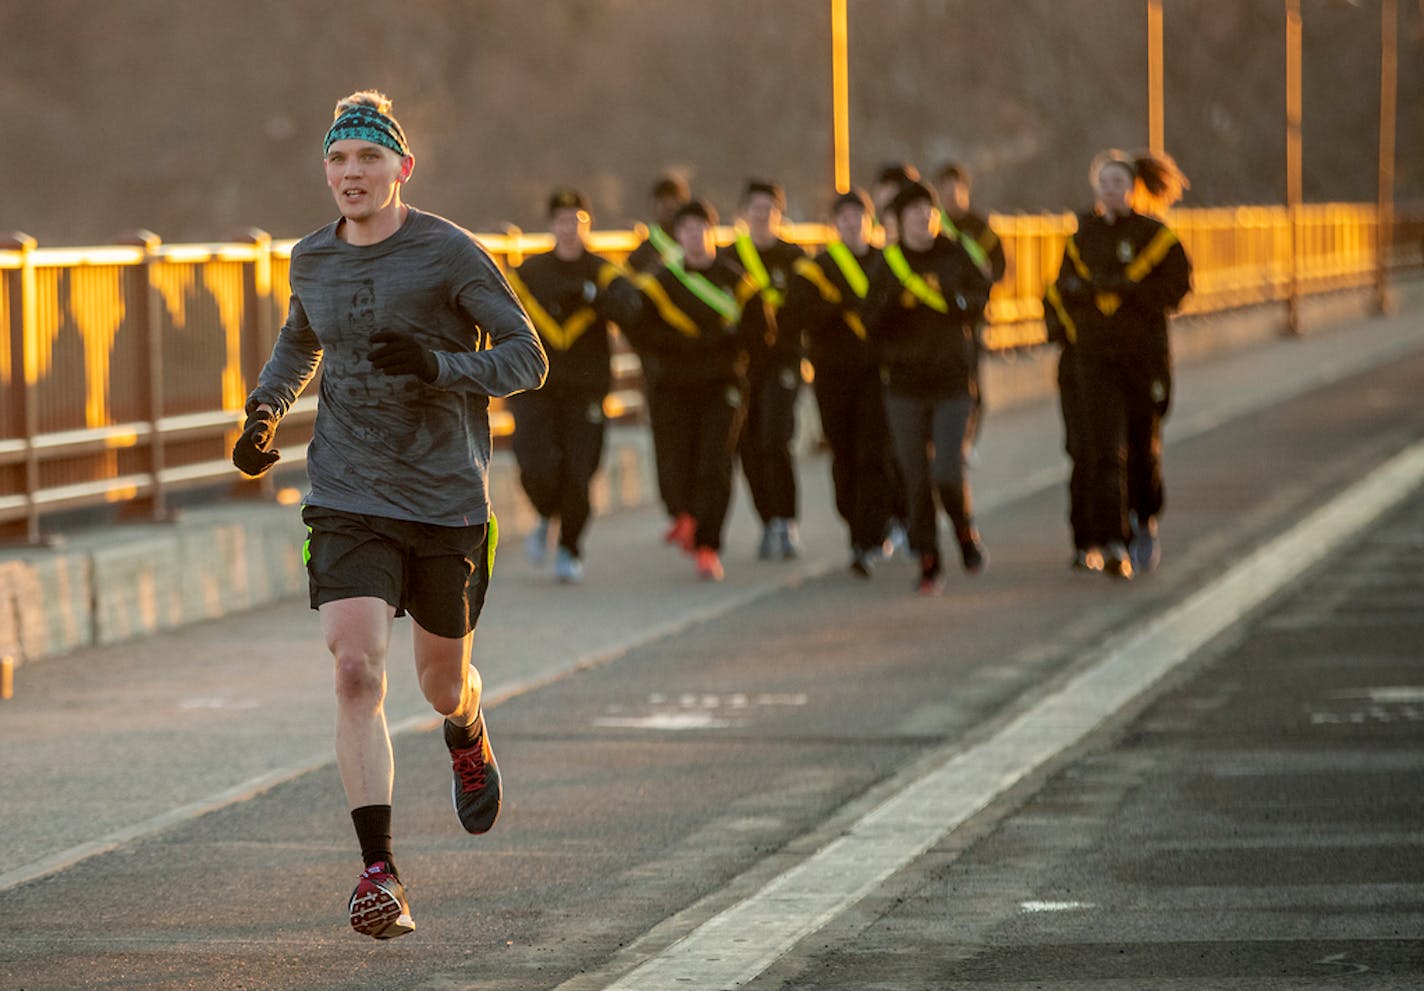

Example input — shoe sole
[350,887,415,939]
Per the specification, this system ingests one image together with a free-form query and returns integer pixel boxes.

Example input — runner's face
[676,217,714,265]
[1095,163,1134,218]
[324,140,410,224]
[742,192,779,237]
[833,204,868,247]
[551,207,589,256]
[898,199,937,250]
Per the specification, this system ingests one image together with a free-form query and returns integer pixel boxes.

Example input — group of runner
[508,153,1188,593]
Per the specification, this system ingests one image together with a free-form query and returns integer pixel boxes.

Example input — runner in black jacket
[624,199,765,582]
[1050,149,1192,580]
[506,188,641,584]
[719,179,808,561]
[782,187,897,577]
[864,181,991,593]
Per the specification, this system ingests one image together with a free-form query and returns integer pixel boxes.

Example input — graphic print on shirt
[334,277,431,472]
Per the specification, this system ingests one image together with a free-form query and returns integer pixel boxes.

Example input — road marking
[1020,900,1095,913]
[593,439,1424,991]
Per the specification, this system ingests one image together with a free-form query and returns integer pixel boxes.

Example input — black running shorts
[301,505,497,639]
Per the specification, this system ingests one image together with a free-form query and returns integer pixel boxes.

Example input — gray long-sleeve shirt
[249,208,548,526]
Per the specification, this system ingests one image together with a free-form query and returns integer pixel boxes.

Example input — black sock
[351,804,394,875]
[443,712,482,750]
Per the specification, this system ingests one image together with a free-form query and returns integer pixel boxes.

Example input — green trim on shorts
[303,522,312,565]
[487,511,499,577]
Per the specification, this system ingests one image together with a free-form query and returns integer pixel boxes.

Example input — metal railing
[2,204,1419,542]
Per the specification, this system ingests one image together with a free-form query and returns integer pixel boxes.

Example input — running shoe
[777,518,801,560]
[348,862,415,940]
[664,513,696,553]
[757,524,777,560]
[882,520,909,560]
[957,528,987,575]
[1071,548,1105,572]
[917,551,943,595]
[849,548,876,579]
[445,713,502,834]
[696,546,725,582]
[554,547,584,585]
[1129,514,1161,575]
[1103,541,1134,581]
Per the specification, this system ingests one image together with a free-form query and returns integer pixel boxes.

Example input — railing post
[118,230,168,521]
[1,232,41,543]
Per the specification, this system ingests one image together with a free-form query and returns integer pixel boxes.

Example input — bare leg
[322,597,397,808]
[412,621,480,725]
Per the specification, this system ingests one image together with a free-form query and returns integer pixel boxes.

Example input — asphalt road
[2,302,1422,991]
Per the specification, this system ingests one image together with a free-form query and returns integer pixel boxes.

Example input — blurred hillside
[2,0,1420,245]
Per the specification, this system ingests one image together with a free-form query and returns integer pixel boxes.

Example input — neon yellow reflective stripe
[1044,283,1077,344]
[734,233,784,307]
[940,210,991,277]
[825,240,869,298]
[883,244,950,314]
[486,512,498,577]
[1124,226,1179,282]
[635,273,702,338]
[597,261,625,290]
[302,522,312,565]
[795,257,842,305]
[666,260,741,323]
[506,267,597,351]
[647,225,682,265]
[1065,237,1093,281]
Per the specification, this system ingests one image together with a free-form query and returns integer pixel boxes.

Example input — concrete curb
[0,282,1405,673]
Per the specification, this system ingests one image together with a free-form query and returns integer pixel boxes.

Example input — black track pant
[649,380,746,551]
[1056,346,1092,552]
[1074,346,1168,548]
[739,365,800,524]
[882,390,977,558]
[814,365,897,553]
[509,390,606,555]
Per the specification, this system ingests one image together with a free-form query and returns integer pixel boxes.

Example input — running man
[231,90,547,939]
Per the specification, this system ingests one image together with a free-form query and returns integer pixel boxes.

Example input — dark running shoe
[957,529,987,575]
[1103,541,1135,581]
[348,862,415,939]
[1129,515,1161,574]
[446,712,503,834]
[917,551,943,595]
[1071,548,1105,572]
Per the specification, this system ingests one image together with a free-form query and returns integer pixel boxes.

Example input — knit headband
[323,105,410,157]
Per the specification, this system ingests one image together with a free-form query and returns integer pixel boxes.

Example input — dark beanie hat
[832,187,873,214]
[888,180,938,218]
[547,187,590,217]
[673,198,718,228]
[652,174,691,200]
[875,162,921,188]
[742,179,786,211]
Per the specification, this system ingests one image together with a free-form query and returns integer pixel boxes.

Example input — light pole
[1147,0,1164,154]
[831,0,851,194]
[1376,0,1398,315]
[1285,0,1302,335]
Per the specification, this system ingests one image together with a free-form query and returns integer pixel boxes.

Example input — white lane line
[596,440,1424,991]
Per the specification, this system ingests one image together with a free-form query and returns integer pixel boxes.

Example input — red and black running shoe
[348,862,415,939]
[446,712,503,834]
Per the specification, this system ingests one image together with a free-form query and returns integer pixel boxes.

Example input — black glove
[232,409,280,477]
[370,329,439,382]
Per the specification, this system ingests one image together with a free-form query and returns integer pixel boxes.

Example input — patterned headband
[323,105,409,157]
